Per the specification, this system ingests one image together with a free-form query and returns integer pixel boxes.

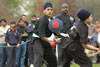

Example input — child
[61,9,100,67]
[5,21,21,67]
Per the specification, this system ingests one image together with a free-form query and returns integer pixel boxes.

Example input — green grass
[71,64,100,67]
[42,64,100,67]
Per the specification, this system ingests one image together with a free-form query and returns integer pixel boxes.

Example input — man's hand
[49,41,56,48]
[82,44,100,51]
[16,44,20,48]
[49,41,54,46]
[96,49,100,56]
[7,44,11,48]
[55,38,61,43]
[88,36,92,41]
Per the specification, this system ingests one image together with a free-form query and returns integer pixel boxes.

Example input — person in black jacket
[56,3,75,33]
[56,3,75,67]
[21,15,29,26]
[5,21,20,67]
[26,15,38,67]
[61,9,100,67]
[33,2,61,67]
[21,15,29,66]
[16,19,28,67]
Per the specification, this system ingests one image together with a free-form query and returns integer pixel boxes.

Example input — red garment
[11,29,15,32]
[51,39,56,48]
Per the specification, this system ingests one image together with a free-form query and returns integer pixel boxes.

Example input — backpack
[67,25,78,39]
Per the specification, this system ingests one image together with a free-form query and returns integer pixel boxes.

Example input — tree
[76,0,100,22]
[5,0,78,20]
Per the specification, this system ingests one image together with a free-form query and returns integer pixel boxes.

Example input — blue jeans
[88,35,98,45]
[16,42,27,67]
[0,44,7,67]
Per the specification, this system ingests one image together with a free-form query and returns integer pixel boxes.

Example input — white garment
[47,34,55,41]
[0,25,10,44]
[32,33,55,41]
[97,32,100,44]
[60,33,70,38]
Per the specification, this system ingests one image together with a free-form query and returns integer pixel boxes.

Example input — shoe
[30,64,34,67]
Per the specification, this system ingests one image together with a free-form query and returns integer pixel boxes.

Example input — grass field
[71,64,100,67]
[41,64,100,67]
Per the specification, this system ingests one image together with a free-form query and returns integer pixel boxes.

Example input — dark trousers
[97,55,100,63]
[61,48,92,67]
[33,39,57,67]
[24,43,28,66]
[28,42,34,64]
[2,49,7,67]
[7,47,16,67]
[57,44,63,66]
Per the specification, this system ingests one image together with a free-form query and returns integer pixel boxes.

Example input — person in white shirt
[0,19,10,67]
[95,21,100,63]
